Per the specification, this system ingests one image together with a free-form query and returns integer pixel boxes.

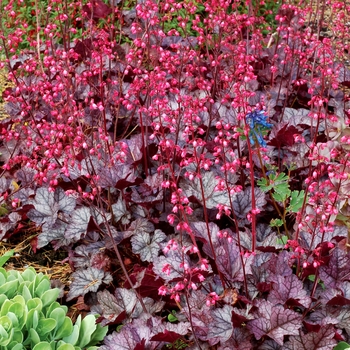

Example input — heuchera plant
[1,0,350,348]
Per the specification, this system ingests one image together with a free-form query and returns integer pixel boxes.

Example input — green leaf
[11,328,23,344]
[269,218,284,228]
[21,285,33,302]
[168,311,178,322]
[9,300,25,321]
[32,273,47,296]
[276,235,288,245]
[21,268,36,282]
[272,191,288,203]
[258,173,291,202]
[0,250,14,268]
[0,268,7,281]
[88,322,108,346]
[1,299,12,316]
[0,205,9,217]
[76,315,97,347]
[37,318,57,337]
[257,177,272,192]
[334,342,350,350]
[57,344,75,350]
[27,298,42,312]
[28,328,41,345]
[26,309,40,330]
[0,315,12,330]
[0,295,7,308]
[62,324,79,345]
[6,312,19,329]
[273,172,289,184]
[54,317,73,339]
[41,288,60,308]
[33,341,51,350]
[0,323,13,346]
[9,343,24,350]
[47,302,67,318]
[49,307,66,327]
[287,190,306,213]
[0,280,19,299]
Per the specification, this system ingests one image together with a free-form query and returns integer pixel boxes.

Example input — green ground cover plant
[1,0,350,348]
[0,250,107,349]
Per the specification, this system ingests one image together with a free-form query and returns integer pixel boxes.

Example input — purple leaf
[38,220,68,249]
[268,274,311,308]
[283,108,320,128]
[150,330,182,343]
[161,321,190,336]
[270,251,294,277]
[0,178,12,193]
[331,306,350,336]
[27,206,57,227]
[87,157,136,188]
[256,224,282,249]
[82,0,112,20]
[257,340,283,349]
[0,212,21,239]
[284,325,336,350]
[232,187,266,219]
[247,300,303,345]
[100,317,161,350]
[300,227,347,251]
[67,267,112,300]
[250,252,275,285]
[207,305,234,344]
[132,269,165,300]
[218,328,253,350]
[190,221,220,258]
[97,288,137,323]
[129,218,155,235]
[269,123,299,148]
[131,186,163,204]
[216,240,244,282]
[111,196,131,225]
[150,320,190,343]
[131,229,167,262]
[184,290,213,342]
[15,167,36,186]
[97,289,126,323]
[65,206,91,242]
[28,187,75,227]
[319,248,350,288]
[310,305,350,336]
[124,134,144,163]
[181,171,231,209]
[322,289,346,306]
[153,249,191,282]
[71,242,106,269]
[53,188,77,212]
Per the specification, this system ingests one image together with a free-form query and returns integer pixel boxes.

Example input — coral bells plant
[1,0,350,348]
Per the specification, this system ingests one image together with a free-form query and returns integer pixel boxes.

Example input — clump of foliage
[0,250,107,349]
[1,0,350,348]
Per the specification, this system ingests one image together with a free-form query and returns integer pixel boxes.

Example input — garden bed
[1,0,350,349]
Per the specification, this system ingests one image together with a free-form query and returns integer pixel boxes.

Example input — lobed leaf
[207,305,234,344]
[232,187,266,219]
[268,274,311,308]
[247,300,302,345]
[67,267,112,301]
[284,325,336,350]
[131,229,167,262]
[181,171,231,209]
